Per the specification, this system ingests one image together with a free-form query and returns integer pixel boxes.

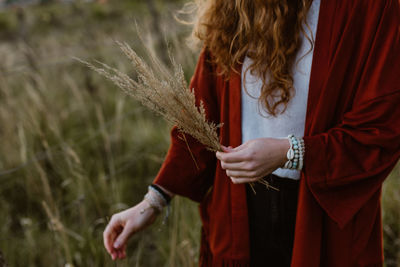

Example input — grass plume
[76,41,222,152]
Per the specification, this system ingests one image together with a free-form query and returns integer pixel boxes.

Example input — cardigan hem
[199,227,250,267]
[199,251,250,267]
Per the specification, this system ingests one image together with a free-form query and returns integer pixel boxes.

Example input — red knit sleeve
[303,0,400,228]
[152,49,219,203]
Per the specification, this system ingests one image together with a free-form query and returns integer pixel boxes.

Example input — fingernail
[113,241,120,249]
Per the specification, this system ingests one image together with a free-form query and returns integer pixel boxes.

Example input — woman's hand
[216,138,290,184]
[103,200,159,260]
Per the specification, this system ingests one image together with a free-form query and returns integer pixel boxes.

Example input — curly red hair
[189,0,314,116]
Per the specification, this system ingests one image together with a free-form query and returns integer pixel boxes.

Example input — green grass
[0,1,398,266]
[0,1,200,266]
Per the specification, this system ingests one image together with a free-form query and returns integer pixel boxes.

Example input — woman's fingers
[230,177,259,184]
[217,138,289,185]
[226,169,260,179]
[113,222,134,250]
[119,244,127,259]
[103,227,112,255]
[113,241,127,260]
[216,149,249,163]
[103,201,160,260]
[117,248,125,259]
[221,145,234,152]
[218,146,260,179]
[103,214,131,260]
[103,218,122,256]
[217,141,249,163]
[220,160,249,171]
[103,201,167,261]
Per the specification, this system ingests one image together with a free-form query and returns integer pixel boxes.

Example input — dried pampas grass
[76,41,222,152]
[76,41,277,192]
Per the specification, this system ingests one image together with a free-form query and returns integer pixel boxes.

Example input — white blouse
[241,0,321,180]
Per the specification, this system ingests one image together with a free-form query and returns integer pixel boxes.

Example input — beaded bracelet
[143,190,164,214]
[150,184,171,204]
[283,134,305,171]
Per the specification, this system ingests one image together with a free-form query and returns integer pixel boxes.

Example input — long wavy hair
[188,0,314,116]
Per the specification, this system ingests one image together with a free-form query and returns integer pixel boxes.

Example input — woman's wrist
[278,138,291,168]
[139,199,159,215]
[139,184,175,216]
[282,135,305,170]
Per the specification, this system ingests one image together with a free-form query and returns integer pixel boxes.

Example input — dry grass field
[0,1,398,266]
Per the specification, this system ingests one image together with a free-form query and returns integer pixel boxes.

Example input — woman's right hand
[103,200,159,260]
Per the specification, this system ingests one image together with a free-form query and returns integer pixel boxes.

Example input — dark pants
[246,174,299,267]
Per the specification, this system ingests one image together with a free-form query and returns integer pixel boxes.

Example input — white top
[241,0,321,180]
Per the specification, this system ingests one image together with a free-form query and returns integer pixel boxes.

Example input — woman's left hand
[216,138,290,184]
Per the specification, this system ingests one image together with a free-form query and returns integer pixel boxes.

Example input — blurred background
[0,0,398,266]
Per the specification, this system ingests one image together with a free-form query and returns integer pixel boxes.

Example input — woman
[103,0,400,266]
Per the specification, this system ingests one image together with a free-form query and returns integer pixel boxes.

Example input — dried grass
[76,41,278,192]
[76,41,222,152]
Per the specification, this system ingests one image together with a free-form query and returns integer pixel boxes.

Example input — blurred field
[0,1,398,266]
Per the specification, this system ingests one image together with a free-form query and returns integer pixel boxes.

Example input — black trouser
[246,174,300,267]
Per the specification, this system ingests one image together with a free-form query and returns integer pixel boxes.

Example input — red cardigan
[154,0,400,266]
